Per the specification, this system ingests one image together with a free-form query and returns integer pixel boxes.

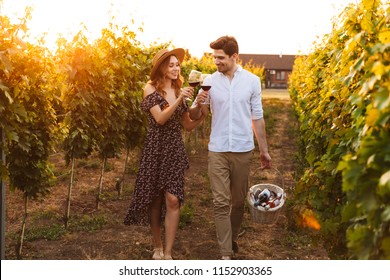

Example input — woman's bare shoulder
[143,83,156,98]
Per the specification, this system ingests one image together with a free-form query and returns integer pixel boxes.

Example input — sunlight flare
[300,210,321,230]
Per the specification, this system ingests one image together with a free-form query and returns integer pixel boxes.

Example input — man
[190,35,272,260]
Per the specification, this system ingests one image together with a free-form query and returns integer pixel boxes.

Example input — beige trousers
[208,151,252,256]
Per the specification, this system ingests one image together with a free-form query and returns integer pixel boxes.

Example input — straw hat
[150,48,185,80]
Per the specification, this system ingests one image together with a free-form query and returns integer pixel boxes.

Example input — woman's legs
[164,192,180,259]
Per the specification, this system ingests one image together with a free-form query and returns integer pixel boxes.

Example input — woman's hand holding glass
[184,70,202,106]
[180,87,194,103]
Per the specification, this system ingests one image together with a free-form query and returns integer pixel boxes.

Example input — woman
[124,48,206,260]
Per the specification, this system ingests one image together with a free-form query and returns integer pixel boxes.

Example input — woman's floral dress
[124,91,189,226]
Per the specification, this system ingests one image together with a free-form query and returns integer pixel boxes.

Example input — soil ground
[4,89,329,260]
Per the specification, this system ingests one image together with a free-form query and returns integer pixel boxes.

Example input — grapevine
[289,0,390,259]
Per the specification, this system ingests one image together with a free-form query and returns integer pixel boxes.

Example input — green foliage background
[289,0,390,259]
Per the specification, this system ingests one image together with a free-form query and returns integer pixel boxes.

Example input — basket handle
[252,167,285,191]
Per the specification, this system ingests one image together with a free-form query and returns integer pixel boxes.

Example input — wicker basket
[247,182,286,224]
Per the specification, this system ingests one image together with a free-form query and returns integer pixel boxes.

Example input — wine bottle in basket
[253,188,271,207]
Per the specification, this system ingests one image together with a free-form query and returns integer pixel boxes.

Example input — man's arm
[189,90,209,120]
[252,118,272,169]
[189,104,203,120]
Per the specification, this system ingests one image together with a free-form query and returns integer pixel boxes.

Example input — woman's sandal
[152,248,164,260]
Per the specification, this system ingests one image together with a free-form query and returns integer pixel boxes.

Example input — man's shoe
[232,241,238,256]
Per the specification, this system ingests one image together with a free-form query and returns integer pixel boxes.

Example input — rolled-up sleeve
[251,77,263,120]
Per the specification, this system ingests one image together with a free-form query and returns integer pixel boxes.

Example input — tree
[1,12,58,258]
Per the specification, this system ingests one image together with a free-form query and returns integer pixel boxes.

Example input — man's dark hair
[209,36,239,56]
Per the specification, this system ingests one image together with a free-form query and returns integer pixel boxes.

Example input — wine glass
[188,70,202,88]
[184,70,202,106]
[200,74,211,104]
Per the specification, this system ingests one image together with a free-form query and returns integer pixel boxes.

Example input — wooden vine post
[1,128,5,260]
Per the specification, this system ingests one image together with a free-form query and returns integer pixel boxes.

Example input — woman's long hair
[149,55,183,97]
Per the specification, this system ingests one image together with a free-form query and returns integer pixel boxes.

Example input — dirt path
[262,88,291,100]
[5,90,329,260]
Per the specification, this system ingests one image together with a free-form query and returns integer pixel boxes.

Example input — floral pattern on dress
[124,91,189,226]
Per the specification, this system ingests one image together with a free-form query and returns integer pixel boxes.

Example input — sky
[1,0,360,57]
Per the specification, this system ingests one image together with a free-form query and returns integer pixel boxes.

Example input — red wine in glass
[201,85,211,91]
[189,81,200,87]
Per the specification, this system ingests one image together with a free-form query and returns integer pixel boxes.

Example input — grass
[24,223,66,241]
[264,102,281,135]
[179,202,194,229]
[68,214,107,232]
[15,213,108,242]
